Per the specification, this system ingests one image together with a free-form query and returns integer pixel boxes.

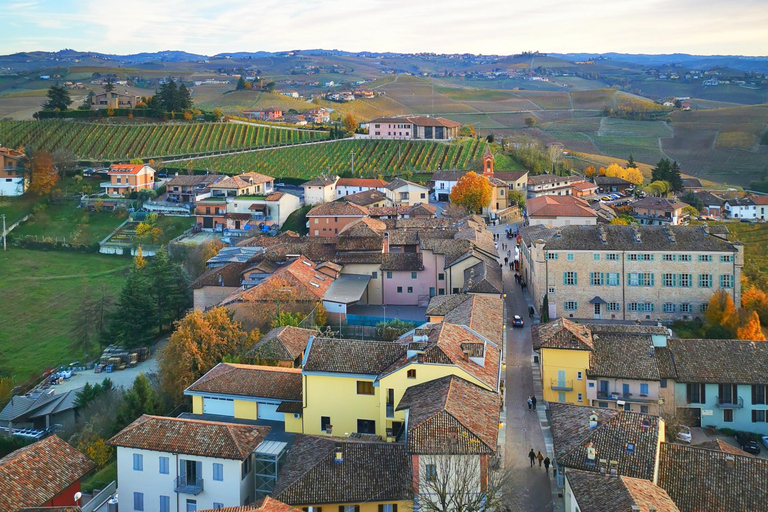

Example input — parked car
[676,426,692,443]
[735,432,761,455]
[512,315,524,327]
[57,369,73,379]
[762,435,768,450]
[601,196,612,201]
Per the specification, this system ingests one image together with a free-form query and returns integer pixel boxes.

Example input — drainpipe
[622,250,626,321]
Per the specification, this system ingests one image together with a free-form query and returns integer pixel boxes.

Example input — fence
[81,480,117,512]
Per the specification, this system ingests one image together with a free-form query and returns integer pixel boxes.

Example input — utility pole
[1,214,6,251]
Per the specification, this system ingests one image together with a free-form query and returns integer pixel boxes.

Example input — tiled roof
[665,339,768,384]
[338,217,387,236]
[302,175,339,187]
[585,323,670,336]
[493,170,528,182]
[307,201,368,217]
[212,172,273,190]
[681,178,703,189]
[548,403,661,481]
[441,294,504,345]
[633,197,689,211]
[266,192,284,201]
[572,181,599,191]
[166,174,208,186]
[384,177,428,191]
[108,415,270,460]
[190,262,248,288]
[426,293,474,317]
[463,256,503,295]
[380,252,424,271]
[657,443,768,512]
[17,508,82,512]
[407,116,461,128]
[588,334,661,381]
[386,229,420,245]
[198,497,299,512]
[343,189,388,206]
[751,194,768,206]
[337,178,388,188]
[248,326,318,362]
[273,435,413,505]
[692,190,724,206]
[532,318,594,351]
[542,225,737,252]
[186,363,302,401]
[566,469,680,512]
[109,164,146,175]
[519,224,560,246]
[0,388,82,423]
[652,347,678,379]
[694,439,755,457]
[0,436,96,512]
[528,174,584,186]
[303,338,408,375]
[595,176,632,186]
[396,375,499,454]
[431,170,468,182]
[224,256,336,304]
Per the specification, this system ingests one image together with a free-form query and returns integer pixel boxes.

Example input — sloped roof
[0,436,96,512]
[527,195,598,218]
[109,164,146,175]
[302,175,339,187]
[303,338,408,375]
[185,363,302,401]
[572,181,599,192]
[694,439,755,458]
[380,252,424,271]
[343,189,388,206]
[528,174,584,186]
[633,197,689,211]
[384,177,428,191]
[307,201,369,217]
[0,388,82,423]
[463,254,503,295]
[248,326,318,362]
[108,415,270,460]
[588,334,661,381]
[595,176,632,186]
[542,225,737,252]
[407,116,461,128]
[665,339,768,384]
[337,178,388,188]
[426,293,474,317]
[197,496,300,512]
[532,318,594,351]
[224,256,336,304]
[191,262,248,289]
[273,435,412,505]
[441,294,504,345]
[396,375,499,454]
[566,469,680,512]
[493,170,528,182]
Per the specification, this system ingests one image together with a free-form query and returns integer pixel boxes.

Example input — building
[244,108,283,121]
[247,326,318,367]
[492,170,528,193]
[166,174,225,203]
[631,197,691,226]
[209,173,275,198]
[527,174,586,198]
[185,363,303,424]
[724,195,768,220]
[431,148,508,216]
[383,178,430,206]
[565,469,679,512]
[571,180,599,198]
[335,178,388,198]
[108,415,271,511]
[302,175,339,205]
[343,189,389,208]
[665,338,768,434]
[191,261,250,311]
[519,224,742,322]
[91,90,141,109]
[0,387,83,432]
[0,147,27,196]
[693,190,725,218]
[368,116,461,140]
[680,178,703,193]
[100,164,155,196]
[594,176,634,195]
[307,201,369,237]
[195,197,228,231]
[0,436,96,511]
[526,195,597,226]
[224,193,301,231]
[304,108,331,124]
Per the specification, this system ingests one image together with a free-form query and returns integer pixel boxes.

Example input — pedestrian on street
[527,396,533,410]
[544,457,551,476]
[537,451,544,467]
[528,449,536,467]
[532,395,537,410]
[504,256,509,265]
[509,262,514,271]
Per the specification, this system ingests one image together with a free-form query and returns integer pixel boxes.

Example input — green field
[0,120,327,162]
[166,138,487,177]
[12,202,127,245]
[0,250,130,380]
[717,222,768,287]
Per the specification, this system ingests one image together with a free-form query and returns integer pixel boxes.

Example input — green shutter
[590,272,594,285]
[563,273,567,285]
[600,272,605,285]
[649,273,655,286]
[574,272,577,285]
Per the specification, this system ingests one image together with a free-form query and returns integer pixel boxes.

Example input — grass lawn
[12,202,129,245]
[0,249,130,380]
[81,460,117,494]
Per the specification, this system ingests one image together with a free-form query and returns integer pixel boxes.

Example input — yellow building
[532,318,593,404]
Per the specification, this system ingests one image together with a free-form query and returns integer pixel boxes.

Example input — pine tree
[114,374,161,431]
[652,158,671,183]
[668,161,683,192]
[236,76,247,91]
[626,154,636,168]
[110,267,155,347]
[42,84,73,111]
[178,83,193,111]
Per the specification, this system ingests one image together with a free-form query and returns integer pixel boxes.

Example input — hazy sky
[1,0,767,56]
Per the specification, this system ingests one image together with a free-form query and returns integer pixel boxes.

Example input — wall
[273,194,301,227]
[416,454,482,500]
[539,348,590,404]
[309,215,363,237]
[47,480,82,507]
[446,255,482,295]
[304,185,336,205]
[674,382,768,434]
[369,121,413,140]
[341,264,383,305]
[528,216,596,227]
[586,377,661,415]
[0,177,25,196]
[194,286,239,311]
[383,269,431,306]
[234,399,258,420]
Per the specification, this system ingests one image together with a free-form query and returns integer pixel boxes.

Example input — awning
[323,274,371,305]
[590,296,608,304]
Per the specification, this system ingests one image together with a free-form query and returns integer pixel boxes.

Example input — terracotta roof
[302,175,339,187]
[408,203,437,216]
[493,170,528,182]
[396,375,499,454]
[566,469,680,512]
[692,190,724,206]
[108,415,270,460]
[380,252,424,271]
[337,178,388,188]
[407,116,461,128]
[343,189,388,206]
[653,347,678,379]
[17,508,82,512]
[750,194,768,206]
[109,164,148,175]
[694,439,755,458]
[665,339,768,384]
[273,435,413,505]
[588,334,661,381]
[548,403,662,481]
[307,201,369,217]
[527,195,597,218]
[190,262,248,289]
[266,192,284,201]
[248,326,318,362]
[633,197,689,211]
[186,363,302,401]
[384,177,428,191]
[0,436,96,512]
[595,176,632,186]
[198,497,300,512]
[426,293,475,317]
[213,172,274,190]
[441,294,504,345]
[304,338,407,375]
[224,256,336,304]
[532,318,594,351]
[572,181,599,191]
[432,170,468,182]
[657,443,768,512]
[528,174,585,186]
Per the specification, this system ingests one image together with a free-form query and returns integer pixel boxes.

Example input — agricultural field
[166,138,486,177]
[718,222,768,288]
[0,249,130,380]
[12,201,129,245]
[0,120,327,162]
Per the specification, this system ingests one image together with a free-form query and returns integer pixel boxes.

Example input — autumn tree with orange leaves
[29,150,59,195]
[736,310,766,341]
[450,171,492,214]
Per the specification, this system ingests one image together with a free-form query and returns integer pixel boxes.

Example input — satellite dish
[74,491,83,502]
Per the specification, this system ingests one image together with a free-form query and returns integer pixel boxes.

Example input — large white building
[724,195,768,220]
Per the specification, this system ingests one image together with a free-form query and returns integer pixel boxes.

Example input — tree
[668,161,683,192]
[682,205,700,220]
[742,286,768,324]
[109,265,155,347]
[681,191,704,211]
[178,83,193,111]
[508,190,526,209]
[114,374,161,430]
[706,290,738,332]
[605,163,644,186]
[236,76,247,90]
[736,310,766,341]
[145,249,192,333]
[645,180,671,197]
[104,78,115,94]
[213,108,223,120]
[541,294,550,323]
[52,148,77,178]
[342,113,357,134]
[626,153,637,168]
[29,150,59,195]
[584,165,596,179]
[450,171,492,214]
[42,84,72,111]
[524,116,536,128]
[610,216,631,225]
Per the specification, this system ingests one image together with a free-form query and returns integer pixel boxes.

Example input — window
[679,254,691,262]
[577,371,583,380]
[720,274,733,288]
[397,286,403,293]
[567,253,574,261]
[752,410,767,423]
[407,286,413,293]
[606,273,619,286]
[699,274,712,288]
[342,506,359,512]
[241,456,251,479]
[371,271,378,279]
[564,272,577,286]
[663,273,677,287]
[577,393,583,402]
[160,496,170,512]
[628,254,638,261]
[453,287,459,294]
[438,273,445,281]
[641,406,649,414]
[594,254,600,261]
[589,382,595,388]
[625,442,635,454]
[321,416,331,431]
[438,288,444,295]
[598,402,608,408]
[411,271,417,279]
[723,409,734,422]
[133,453,143,471]
[213,505,224,510]
[426,464,437,481]
[679,274,692,288]
[700,303,709,313]
[357,419,376,434]
[186,500,197,512]
[607,302,620,312]
[628,273,639,286]
[687,383,706,404]
[606,254,619,261]
[640,383,649,395]
[721,255,733,262]
[663,303,676,313]
[699,255,712,262]
[213,463,223,481]
[379,505,397,512]
[663,254,676,261]
[564,301,577,311]
[547,253,558,260]
[386,271,392,279]
[357,381,374,395]
[660,378,667,389]
[159,456,169,474]
[752,384,767,405]
[590,272,604,286]
[680,303,692,313]
[134,492,144,511]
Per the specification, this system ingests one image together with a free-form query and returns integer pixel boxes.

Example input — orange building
[101,164,155,195]
[306,201,369,237]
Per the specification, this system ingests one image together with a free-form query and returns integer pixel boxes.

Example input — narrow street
[490,223,555,512]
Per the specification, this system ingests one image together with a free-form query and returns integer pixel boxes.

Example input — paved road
[490,223,554,512]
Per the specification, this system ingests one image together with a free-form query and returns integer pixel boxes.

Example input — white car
[676,426,692,443]
[57,369,73,379]
[762,435,768,450]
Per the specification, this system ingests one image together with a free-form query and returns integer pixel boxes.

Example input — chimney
[663,224,676,243]
[589,412,599,429]
[631,225,641,244]
[725,455,735,469]
[649,346,654,356]
[334,446,344,464]
[701,222,710,235]
[554,228,562,238]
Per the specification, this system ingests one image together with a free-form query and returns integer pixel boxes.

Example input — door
[623,383,630,397]
[203,397,235,416]
[386,389,395,418]
[203,217,213,229]
[557,370,566,388]
[257,403,283,421]
[593,303,601,319]
[599,380,609,396]
[429,287,436,298]
[558,392,566,403]
[235,220,241,229]
[357,419,376,434]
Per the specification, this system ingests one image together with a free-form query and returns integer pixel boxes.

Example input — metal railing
[716,396,744,409]
[550,379,573,391]
[174,476,204,495]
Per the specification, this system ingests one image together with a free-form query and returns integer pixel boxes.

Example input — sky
[1,0,767,56]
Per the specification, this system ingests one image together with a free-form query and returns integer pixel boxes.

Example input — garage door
[257,403,283,421]
[203,397,234,416]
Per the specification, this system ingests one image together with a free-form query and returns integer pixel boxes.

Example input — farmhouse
[368,116,461,140]
[91,90,141,109]
[527,174,586,198]
[101,163,155,196]
[631,197,690,225]
[526,195,597,226]
[0,147,27,196]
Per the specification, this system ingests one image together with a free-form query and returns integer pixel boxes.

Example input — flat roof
[322,274,371,304]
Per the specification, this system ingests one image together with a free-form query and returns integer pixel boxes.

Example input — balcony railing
[174,476,204,495]
[550,379,573,391]
[386,404,395,418]
[716,396,744,409]
[100,182,131,188]
[597,392,659,404]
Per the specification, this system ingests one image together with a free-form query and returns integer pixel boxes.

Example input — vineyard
[165,138,486,178]
[0,120,327,161]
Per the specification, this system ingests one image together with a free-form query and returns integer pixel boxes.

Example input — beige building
[92,91,141,109]
[527,174,586,198]
[302,175,339,205]
[519,223,742,322]
[526,195,597,226]
[383,178,429,206]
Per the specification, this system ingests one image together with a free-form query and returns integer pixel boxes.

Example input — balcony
[174,476,204,495]
[716,396,744,409]
[597,392,659,404]
[386,404,395,418]
[100,182,131,189]
[550,379,573,391]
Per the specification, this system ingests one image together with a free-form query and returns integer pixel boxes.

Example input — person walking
[528,449,536,468]
[532,395,537,411]
[527,396,533,410]
[544,457,551,476]
[537,451,544,467]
